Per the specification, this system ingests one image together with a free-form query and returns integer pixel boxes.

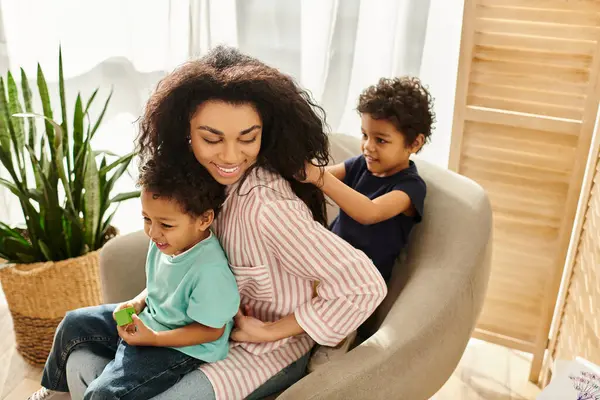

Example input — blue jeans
[64,317,311,400]
[42,304,203,399]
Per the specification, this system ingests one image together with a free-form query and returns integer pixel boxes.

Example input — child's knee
[60,308,94,333]
[83,382,119,400]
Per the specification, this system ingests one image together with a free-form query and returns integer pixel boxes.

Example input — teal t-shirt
[139,233,240,362]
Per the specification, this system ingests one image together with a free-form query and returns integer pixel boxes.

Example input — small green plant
[0,48,139,263]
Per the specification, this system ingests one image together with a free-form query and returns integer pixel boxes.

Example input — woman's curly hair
[358,77,435,151]
[138,155,226,218]
[137,46,329,225]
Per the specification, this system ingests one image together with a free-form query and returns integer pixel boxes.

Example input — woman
[66,46,387,400]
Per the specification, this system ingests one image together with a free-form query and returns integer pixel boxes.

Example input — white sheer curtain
[0,0,463,233]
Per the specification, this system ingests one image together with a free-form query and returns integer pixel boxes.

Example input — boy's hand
[231,305,274,343]
[296,162,323,185]
[113,299,145,322]
[117,314,158,346]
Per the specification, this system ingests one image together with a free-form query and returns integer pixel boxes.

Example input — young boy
[29,158,240,400]
[302,76,434,370]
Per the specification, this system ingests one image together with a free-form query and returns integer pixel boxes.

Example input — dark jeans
[41,304,203,400]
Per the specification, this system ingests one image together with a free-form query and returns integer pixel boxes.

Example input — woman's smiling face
[189,100,263,186]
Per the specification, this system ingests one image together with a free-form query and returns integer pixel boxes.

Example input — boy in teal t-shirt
[30,158,240,400]
[140,230,238,362]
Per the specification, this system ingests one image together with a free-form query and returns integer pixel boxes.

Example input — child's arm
[113,288,148,322]
[119,315,225,347]
[307,164,413,225]
[132,288,148,311]
[152,320,225,347]
[325,162,346,181]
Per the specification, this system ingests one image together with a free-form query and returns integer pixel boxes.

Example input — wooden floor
[0,287,540,400]
[434,339,541,400]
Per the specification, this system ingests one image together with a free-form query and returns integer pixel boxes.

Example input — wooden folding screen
[449,0,600,381]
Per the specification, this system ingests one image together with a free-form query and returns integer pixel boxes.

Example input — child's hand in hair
[296,162,323,186]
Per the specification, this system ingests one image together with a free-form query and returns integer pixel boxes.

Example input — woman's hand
[117,314,158,346]
[231,305,275,343]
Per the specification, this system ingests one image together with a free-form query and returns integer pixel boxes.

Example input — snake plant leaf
[84,88,98,116]
[110,191,140,203]
[37,239,54,261]
[25,145,56,205]
[37,63,55,161]
[39,135,50,188]
[27,189,43,203]
[25,144,66,258]
[0,142,17,185]
[58,46,71,179]
[97,206,118,245]
[90,88,112,139]
[25,142,45,193]
[103,153,135,210]
[64,210,84,256]
[0,177,26,201]
[20,68,36,149]
[73,94,83,173]
[3,236,35,257]
[94,149,119,158]
[83,144,100,248]
[0,221,27,239]
[71,94,84,206]
[14,252,36,263]
[13,112,77,214]
[7,72,26,178]
[99,152,135,176]
[0,78,20,184]
[0,109,10,154]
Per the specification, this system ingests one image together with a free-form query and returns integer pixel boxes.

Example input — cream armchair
[99,134,492,399]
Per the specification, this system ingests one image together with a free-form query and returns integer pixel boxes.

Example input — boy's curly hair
[136,46,329,225]
[137,155,226,218]
[358,77,435,151]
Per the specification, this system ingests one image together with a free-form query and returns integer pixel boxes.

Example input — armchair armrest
[99,230,149,303]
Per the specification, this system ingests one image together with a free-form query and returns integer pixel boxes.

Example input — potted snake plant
[0,48,139,365]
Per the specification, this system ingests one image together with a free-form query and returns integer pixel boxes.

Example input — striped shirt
[199,167,387,400]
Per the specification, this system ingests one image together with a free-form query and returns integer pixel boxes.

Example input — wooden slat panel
[472,57,590,85]
[468,94,584,120]
[464,121,579,147]
[478,0,600,12]
[477,5,600,28]
[469,83,586,109]
[476,17,600,41]
[474,31,596,56]
[463,135,574,173]
[474,46,593,70]
[465,106,582,135]
[471,70,588,96]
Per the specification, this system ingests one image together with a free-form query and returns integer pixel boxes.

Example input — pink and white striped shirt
[199,167,387,400]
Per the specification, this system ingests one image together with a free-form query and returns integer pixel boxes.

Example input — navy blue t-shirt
[330,155,426,281]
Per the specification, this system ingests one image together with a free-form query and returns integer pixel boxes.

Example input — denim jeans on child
[41,304,203,400]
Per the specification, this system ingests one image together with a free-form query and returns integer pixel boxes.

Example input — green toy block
[114,306,136,326]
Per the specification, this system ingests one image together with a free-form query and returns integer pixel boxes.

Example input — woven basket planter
[0,251,102,366]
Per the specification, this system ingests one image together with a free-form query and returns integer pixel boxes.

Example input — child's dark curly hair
[136,46,329,225]
[358,77,435,151]
[137,155,225,218]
